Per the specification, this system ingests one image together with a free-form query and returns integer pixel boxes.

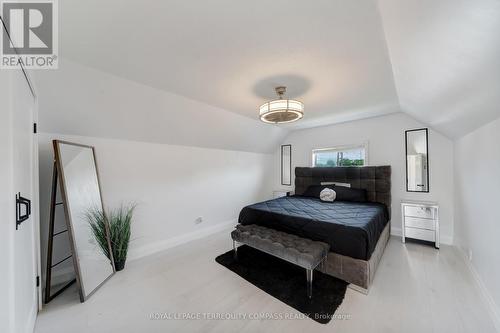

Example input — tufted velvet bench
[231,224,330,298]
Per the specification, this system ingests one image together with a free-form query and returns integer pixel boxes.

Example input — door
[0,68,38,333]
[12,68,38,332]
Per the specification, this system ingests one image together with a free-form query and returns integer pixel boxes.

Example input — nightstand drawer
[405,216,435,230]
[405,227,435,242]
[404,205,435,219]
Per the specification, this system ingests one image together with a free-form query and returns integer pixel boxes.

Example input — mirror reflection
[57,142,114,299]
[405,129,429,192]
[47,184,76,296]
[281,145,291,186]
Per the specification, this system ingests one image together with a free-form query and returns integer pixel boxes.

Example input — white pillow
[320,188,336,202]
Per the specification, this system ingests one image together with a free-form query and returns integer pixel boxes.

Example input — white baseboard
[457,247,500,332]
[128,219,237,261]
[390,227,453,245]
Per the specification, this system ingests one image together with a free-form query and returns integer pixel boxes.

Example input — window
[312,144,367,167]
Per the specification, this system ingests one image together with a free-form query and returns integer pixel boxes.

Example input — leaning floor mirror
[47,140,115,302]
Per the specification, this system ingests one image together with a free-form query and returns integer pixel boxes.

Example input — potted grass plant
[86,204,135,271]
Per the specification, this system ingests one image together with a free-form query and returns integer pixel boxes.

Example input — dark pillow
[301,185,335,198]
[334,185,367,202]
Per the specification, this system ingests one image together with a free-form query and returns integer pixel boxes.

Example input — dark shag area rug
[215,245,348,324]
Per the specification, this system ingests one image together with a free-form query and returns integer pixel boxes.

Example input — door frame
[32,94,42,310]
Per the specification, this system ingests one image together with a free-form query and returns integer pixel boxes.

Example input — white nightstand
[401,200,439,248]
[273,190,291,199]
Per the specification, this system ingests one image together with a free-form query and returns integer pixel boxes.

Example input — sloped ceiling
[34,59,287,154]
[53,0,399,130]
[377,0,500,138]
[36,0,500,150]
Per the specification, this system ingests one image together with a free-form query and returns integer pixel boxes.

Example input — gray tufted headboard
[295,166,392,217]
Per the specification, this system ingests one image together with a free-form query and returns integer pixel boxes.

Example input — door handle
[16,192,31,230]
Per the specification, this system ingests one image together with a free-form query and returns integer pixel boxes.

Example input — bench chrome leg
[233,240,238,260]
[319,257,325,271]
[306,269,313,299]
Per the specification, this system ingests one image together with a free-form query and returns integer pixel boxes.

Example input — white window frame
[311,142,369,167]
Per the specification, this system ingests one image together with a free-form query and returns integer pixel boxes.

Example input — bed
[238,166,391,292]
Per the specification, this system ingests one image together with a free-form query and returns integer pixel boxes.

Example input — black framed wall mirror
[405,128,429,192]
[281,144,292,186]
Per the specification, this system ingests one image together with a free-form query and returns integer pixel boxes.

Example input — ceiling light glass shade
[259,99,304,124]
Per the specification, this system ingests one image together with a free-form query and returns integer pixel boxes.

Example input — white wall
[274,112,454,243]
[38,133,274,277]
[34,59,287,154]
[454,116,500,327]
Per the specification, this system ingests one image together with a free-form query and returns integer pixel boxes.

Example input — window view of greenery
[313,148,365,167]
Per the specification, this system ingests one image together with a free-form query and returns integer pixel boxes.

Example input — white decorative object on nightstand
[273,190,291,199]
[401,200,439,248]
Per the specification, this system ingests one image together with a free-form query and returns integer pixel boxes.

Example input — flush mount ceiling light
[259,86,304,124]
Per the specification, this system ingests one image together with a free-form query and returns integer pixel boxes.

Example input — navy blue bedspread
[238,196,389,260]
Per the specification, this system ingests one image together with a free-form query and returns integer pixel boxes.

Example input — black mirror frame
[281,144,292,186]
[405,128,429,193]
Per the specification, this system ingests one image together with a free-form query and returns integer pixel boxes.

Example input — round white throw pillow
[320,188,336,202]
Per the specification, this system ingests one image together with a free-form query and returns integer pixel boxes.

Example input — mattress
[238,196,389,260]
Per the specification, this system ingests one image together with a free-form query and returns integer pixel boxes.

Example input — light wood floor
[36,229,498,333]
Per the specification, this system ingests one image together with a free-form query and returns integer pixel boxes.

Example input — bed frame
[294,166,391,293]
